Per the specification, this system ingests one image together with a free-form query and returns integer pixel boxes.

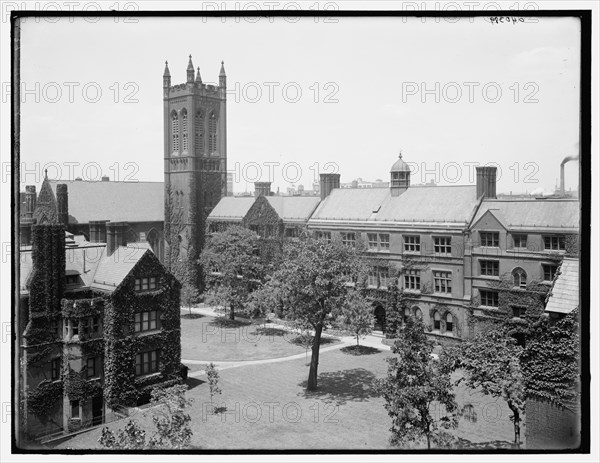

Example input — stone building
[18,177,182,441]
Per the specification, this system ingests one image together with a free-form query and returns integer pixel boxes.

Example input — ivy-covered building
[18,177,182,440]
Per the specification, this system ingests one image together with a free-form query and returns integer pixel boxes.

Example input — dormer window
[135,277,157,291]
[543,235,565,251]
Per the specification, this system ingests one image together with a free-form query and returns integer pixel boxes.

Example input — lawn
[180,312,340,363]
[56,345,521,450]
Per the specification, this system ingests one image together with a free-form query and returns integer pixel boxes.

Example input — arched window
[181,109,188,152]
[171,111,179,154]
[208,112,217,154]
[445,313,454,333]
[512,267,527,289]
[195,111,205,154]
[433,311,441,330]
[414,307,422,321]
[403,307,411,323]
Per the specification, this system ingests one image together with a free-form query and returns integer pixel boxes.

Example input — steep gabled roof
[91,243,152,292]
[265,196,321,222]
[545,257,579,314]
[208,197,255,220]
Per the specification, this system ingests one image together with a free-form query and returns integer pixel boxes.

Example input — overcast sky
[18,14,581,195]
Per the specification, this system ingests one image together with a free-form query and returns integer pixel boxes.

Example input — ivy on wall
[27,380,63,418]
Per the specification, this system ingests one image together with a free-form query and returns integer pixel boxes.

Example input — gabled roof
[310,188,389,221]
[472,199,580,232]
[208,197,255,220]
[47,180,164,224]
[208,195,322,223]
[91,243,151,292]
[545,257,579,314]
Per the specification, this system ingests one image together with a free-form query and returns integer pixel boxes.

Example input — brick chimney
[254,182,272,197]
[89,220,109,243]
[25,185,36,218]
[476,166,497,199]
[56,183,69,226]
[106,222,127,256]
[319,173,340,200]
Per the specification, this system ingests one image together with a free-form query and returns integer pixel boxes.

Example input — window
[379,234,390,250]
[368,267,389,288]
[403,307,411,323]
[433,311,441,330]
[480,231,499,247]
[433,236,452,255]
[135,310,158,333]
[433,270,452,294]
[379,267,389,288]
[135,277,157,291]
[171,112,179,153]
[414,307,423,320]
[480,260,499,277]
[285,228,298,238]
[72,320,79,337]
[368,267,378,287]
[182,110,188,152]
[92,316,100,334]
[315,231,331,242]
[136,350,159,376]
[513,234,528,248]
[50,319,60,338]
[82,318,90,335]
[71,400,80,419]
[404,269,421,290]
[542,264,559,282]
[512,267,527,288]
[51,358,61,381]
[208,112,217,153]
[511,306,526,319]
[404,235,421,253]
[66,274,79,285]
[445,313,454,333]
[367,233,378,250]
[87,357,98,378]
[480,289,499,308]
[195,111,205,153]
[341,232,355,247]
[544,235,565,251]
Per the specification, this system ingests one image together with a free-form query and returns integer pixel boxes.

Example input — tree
[250,235,366,391]
[450,327,525,445]
[339,290,374,346]
[200,226,266,320]
[172,258,200,317]
[99,384,193,450]
[206,362,222,407]
[377,318,458,449]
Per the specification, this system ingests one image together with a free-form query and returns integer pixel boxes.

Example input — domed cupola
[390,151,410,196]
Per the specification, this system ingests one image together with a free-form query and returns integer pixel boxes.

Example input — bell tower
[163,55,228,287]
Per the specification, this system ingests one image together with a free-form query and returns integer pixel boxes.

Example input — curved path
[181,305,391,378]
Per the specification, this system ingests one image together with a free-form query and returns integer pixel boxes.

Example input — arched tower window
[195,110,205,154]
[208,112,217,154]
[445,313,454,333]
[181,109,188,152]
[512,267,527,289]
[433,311,441,330]
[171,111,179,154]
[414,307,423,321]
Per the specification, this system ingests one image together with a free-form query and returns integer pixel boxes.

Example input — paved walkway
[181,305,391,378]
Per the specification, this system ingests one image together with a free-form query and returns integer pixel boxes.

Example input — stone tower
[163,56,227,288]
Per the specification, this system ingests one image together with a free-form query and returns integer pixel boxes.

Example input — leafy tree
[339,290,374,346]
[251,235,366,390]
[172,259,200,317]
[99,384,193,450]
[206,362,222,407]
[377,318,458,449]
[450,327,525,445]
[200,226,266,320]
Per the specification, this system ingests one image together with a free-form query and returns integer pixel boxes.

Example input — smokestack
[476,166,497,200]
[89,220,109,243]
[560,155,579,196]
[106,222,127,256]
[320,173,341,201]
[25,185,36,218]
[56,183,69,226]
[254,182,272,197]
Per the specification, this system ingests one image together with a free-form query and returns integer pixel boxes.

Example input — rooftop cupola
[187,55,195,83]
[390,151,411,197]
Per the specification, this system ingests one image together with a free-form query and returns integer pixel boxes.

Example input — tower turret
[187,55,195,83]
[163,61,171,89]
[219,61,226,88]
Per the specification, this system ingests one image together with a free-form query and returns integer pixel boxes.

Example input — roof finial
[44,168,48,179]
[219,60,226,77]
[399,149,403,159]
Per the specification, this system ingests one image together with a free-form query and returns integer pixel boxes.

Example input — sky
[17,14,581,195]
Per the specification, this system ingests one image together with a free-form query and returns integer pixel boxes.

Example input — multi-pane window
[433,270,452,294]
[136,350,159,376]
[367,233,390,251]
[182,110,188,152]
[404,269,421,290]
[511,306,526,319]
[403,307,411,323]
[71,400,80,419]
[341,232,356,247]
[379,234,390,250]
[135,310,158,333]
[480,260,499,277]
[208,112,217,153]
[51,357,61,381]
[542,264,559,282]
[368,267,389,288]
[480,231,500,247]
[512,268,527,288]
[315,231,331,242]
[433,311,441,330]
[367,267,378,287]
[135,277,157,291]
[513,234,528,248]
[543,235,565,251]
[445,313,454,333]
[367,233,378,250]
[403,235,421,253]
[171,112,179,153]
[72,320,79,337]
[195,111,204,153]
[92,316,100,333]
[480,289,499,307]
[87,357,98,378]
[433,236,452,255]
[379,267,389,288]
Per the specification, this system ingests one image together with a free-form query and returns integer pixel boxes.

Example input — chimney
[106,222,127,256]
[56,183,69,226]
[560,155,579,196]
[101,175,110,182]
[476,166,497,199]
[254,182,272,197]
[25,185,36,218]
[320,173,341,200]
[89,220,109,243]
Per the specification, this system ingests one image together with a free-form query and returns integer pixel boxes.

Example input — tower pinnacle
[187,55,195,83]
[196,66,202,83]
[219,60,226,77]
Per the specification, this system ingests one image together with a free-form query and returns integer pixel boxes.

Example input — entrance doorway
[374,305,386,333]
[92,395,104,426]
